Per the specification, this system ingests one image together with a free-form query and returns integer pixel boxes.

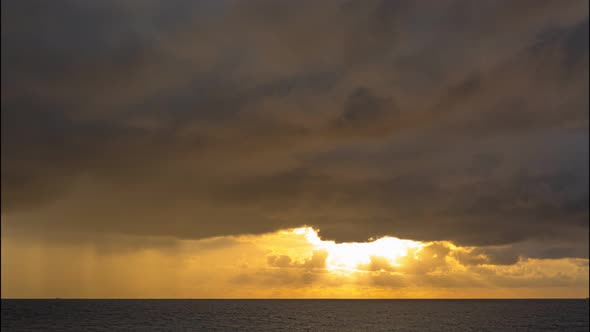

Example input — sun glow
[292,227,424,273]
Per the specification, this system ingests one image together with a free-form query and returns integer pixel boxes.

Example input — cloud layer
[2,1,589,261]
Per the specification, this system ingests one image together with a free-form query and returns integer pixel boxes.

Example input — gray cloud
[2,0,588,259]
[267,250,329,270]
[235,241,589,290]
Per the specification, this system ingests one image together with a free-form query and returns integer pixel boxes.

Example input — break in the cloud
[1,0,589,267]
[2,227,588,298]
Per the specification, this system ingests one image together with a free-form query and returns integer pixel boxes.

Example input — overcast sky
[1,0,588,298]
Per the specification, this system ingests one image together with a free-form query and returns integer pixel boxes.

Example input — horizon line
[2,297,588,300]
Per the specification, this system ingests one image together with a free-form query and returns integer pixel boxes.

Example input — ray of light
[291,227,425,273]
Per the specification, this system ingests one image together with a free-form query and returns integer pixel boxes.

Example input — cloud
[232,233,589,292]
[267,255,293,268]
[1,0,588,262]
[2,225,588,298]
[267,250,328,270]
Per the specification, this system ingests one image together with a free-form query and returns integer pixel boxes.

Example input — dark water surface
[1,299,588,331]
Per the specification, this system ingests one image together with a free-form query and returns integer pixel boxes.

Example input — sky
[1,0,589,298]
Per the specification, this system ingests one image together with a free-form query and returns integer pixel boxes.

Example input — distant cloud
[232,231,589,292]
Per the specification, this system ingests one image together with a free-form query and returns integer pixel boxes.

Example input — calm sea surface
[1,299,588,331]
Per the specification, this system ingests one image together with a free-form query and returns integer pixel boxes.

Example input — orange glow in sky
[292,227,424,273]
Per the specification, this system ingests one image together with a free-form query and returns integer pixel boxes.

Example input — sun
[292,227,424,273]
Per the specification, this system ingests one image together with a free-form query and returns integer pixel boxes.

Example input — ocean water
[1,299,588,331]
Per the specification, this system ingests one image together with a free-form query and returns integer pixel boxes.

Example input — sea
[1,299,588,331]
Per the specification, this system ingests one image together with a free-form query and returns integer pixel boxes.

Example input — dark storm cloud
[455,240,590,266]
[2,1,588,258]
